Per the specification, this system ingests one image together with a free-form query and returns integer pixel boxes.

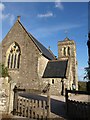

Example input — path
[19,93,89,119]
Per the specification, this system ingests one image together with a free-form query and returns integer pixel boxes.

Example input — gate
[13,84,51,119]
[65,88,90,120]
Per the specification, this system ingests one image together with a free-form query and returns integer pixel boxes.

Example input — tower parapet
[58,37,76,60]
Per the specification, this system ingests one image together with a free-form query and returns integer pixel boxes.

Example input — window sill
[8,68,19,71]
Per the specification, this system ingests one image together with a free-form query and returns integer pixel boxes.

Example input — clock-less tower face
[58,37,76,60]
[58,37,78,89]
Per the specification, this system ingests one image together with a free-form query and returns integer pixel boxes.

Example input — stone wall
[41,78,63,95]
[58,39,78,90]
[0,77,15,114]
[50,78,62,95]
[2,19,78,96]
[37,55,64,95]
[0,77,9,113]
[38,54,49,90]
[38,54,49,77]
[2,20,40,90]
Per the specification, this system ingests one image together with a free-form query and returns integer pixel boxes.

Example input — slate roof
[28,33,55,60]
[18,20,55,60]
[43,60,68,78]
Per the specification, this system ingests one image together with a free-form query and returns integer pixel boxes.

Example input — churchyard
[0,76,90,120]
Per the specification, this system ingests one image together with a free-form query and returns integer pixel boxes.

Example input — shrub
[0,64,9,78]
[78,81,87,91]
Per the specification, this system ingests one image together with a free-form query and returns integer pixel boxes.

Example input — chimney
[17,16,21,21]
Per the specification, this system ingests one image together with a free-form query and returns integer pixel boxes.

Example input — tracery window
[6,42,21,69]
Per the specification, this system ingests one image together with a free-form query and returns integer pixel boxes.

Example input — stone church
[2,16,78,95]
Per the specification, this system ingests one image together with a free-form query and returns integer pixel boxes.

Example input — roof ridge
[28,33,43,53]
[17,21,43,53]
[48,49,56,59]
[18,20,55,60]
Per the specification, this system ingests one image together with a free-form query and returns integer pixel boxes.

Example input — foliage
[84,67,90,80]
[0,63,9,78]
[78,81,87,91]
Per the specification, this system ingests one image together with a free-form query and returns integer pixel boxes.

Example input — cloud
[0,2,5,12]
[79,67,85,70]
[1,13,15,25]
[36,23,82,33]
[9,14,15,25]
[1,13,10,20]
[31,23,83,38]
[37,11,53,18]
[0,3,15,25]
[55,0,64,10]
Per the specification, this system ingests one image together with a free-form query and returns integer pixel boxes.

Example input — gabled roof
[43,60,68,78]
[28,33,56,60]
[18,20,55,60]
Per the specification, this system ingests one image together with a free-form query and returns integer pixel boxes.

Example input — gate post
[13,85,18,115]
[65,88,68,102]
[65,88,68,116]
[47,83,51,118]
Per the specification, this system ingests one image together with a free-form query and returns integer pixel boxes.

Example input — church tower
[58,37,78,90]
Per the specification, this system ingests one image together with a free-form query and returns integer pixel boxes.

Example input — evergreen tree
[84,32,90,80]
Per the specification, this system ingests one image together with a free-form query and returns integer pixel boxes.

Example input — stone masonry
[58,38,78,90]
[2,17,78,96]
[2,19,40,90]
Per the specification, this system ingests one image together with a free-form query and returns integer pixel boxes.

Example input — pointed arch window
[6,42,21,69]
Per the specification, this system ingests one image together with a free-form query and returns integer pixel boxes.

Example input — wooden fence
[65,89,90,120]
[13,84,51,119]
[16,96,47,119]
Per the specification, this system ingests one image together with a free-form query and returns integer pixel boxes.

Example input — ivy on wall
[0,64,9,78]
